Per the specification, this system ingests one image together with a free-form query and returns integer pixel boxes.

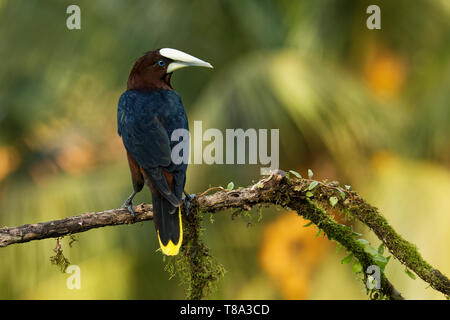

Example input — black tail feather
[145,167,181,207]
[152,193,182,256]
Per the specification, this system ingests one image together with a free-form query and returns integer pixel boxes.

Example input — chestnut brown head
[127,48,213,91]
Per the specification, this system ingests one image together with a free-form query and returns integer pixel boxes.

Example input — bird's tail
[152,193,183,256]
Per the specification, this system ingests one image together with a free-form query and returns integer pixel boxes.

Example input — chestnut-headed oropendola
[117,48,213,255]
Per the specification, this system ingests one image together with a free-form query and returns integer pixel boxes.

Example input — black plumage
[117,48,212,256]
[118,89,188,252]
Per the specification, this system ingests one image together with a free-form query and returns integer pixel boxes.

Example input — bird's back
[118,89,188,139]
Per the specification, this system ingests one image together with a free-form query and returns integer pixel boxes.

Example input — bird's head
[127,48,213,90]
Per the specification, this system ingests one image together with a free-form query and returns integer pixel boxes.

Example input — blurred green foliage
[0,0,449,299]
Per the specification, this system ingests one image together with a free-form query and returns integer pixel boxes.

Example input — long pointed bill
[160,48,213,73]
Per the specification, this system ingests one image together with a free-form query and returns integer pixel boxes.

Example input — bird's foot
[122,191,137,218]
[122,200,136,218]
[183,192,196,216]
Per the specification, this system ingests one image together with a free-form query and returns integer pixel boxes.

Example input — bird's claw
[122,191,137,219]
[183,193,196,216]
[122,200,136,218]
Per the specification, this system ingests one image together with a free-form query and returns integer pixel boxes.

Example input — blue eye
[158,59,166,67]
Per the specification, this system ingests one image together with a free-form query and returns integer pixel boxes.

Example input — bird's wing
[118,91,181,206]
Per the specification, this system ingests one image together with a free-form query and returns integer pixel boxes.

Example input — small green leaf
[293,185,302,192]
[366,275,376,290]
[226,182,234,190]
[356,239,369,245]
[364,245,379,256]
[374,255,388,271]
[405,268,416,280]
[341,253,353,264]
[305,191,314,198]
[289,170,302,179]
[315,229,322,237]
[339,190,346,200]
[352,261,363,273]
[345,185,351,190]
[303,221,313,227]
[308,169,314,179]
[378,244,385,255]
[329,196,338,207]
[308,181,319,190]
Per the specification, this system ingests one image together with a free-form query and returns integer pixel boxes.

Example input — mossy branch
[1,170,448,299]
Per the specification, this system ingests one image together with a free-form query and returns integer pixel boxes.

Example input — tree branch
[0,205,154,247]
[1,170,448,299]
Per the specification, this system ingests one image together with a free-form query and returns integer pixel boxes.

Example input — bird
[117,48,213,256]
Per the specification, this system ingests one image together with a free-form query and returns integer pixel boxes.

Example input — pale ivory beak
[159,48,213,73]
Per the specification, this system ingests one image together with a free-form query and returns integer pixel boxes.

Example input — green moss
[165,209,225,300]
[347,199,436,281]
[49,238,70,273]
[294,199,395,299]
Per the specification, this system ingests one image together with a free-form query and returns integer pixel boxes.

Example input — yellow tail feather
[157,207,183,256]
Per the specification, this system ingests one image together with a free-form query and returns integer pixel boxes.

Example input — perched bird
[117,48,213,255]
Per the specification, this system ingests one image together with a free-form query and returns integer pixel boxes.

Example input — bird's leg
[183,190,196,216]
[122,191,137,217]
